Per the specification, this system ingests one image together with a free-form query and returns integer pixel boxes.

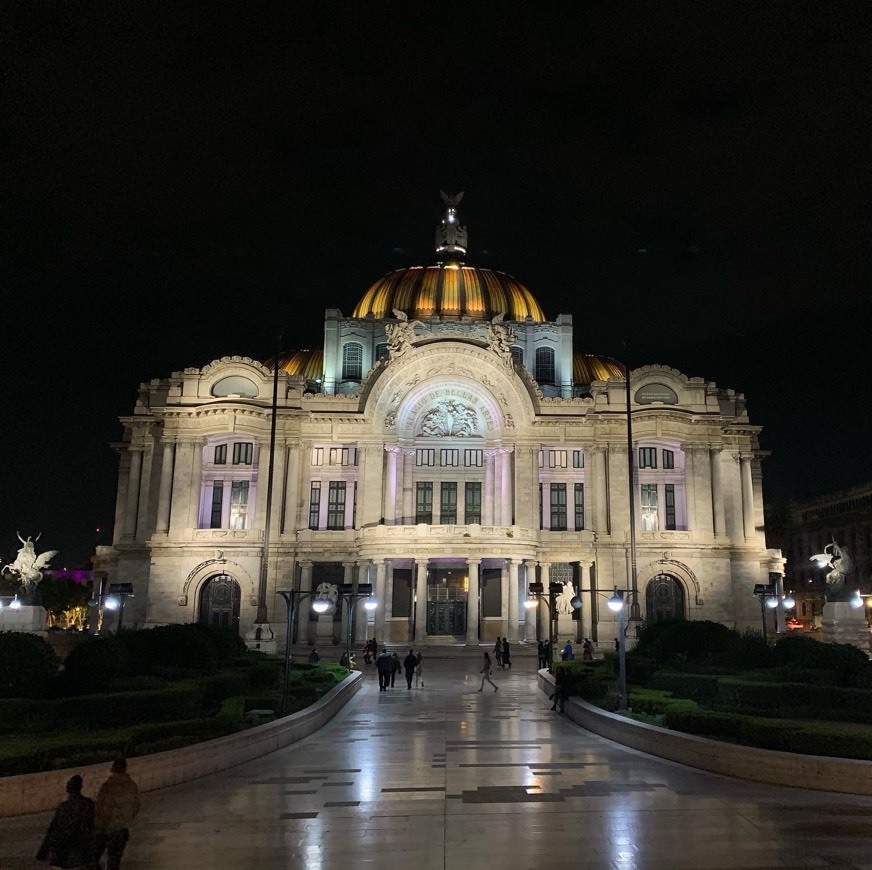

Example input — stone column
[358,444,384,529]
[513,445,538,530]
[355,560,372,642]
[340,561,355,649]
[466,559,480,645]
[384,446,399,524]
[499,448,513,525]
[507,559,520,641]
[523,560,537,642]
[739,453,756,540]
[538,562,552,642]
[592,446,609,535]
[578,561,593,642]
[414,559,428,642]
[297,561,313,644]
[374,559,387,640]
[401,449,415,525]
[123,447,143,539]
[283,440,303,535]
[484,450,496,525]
[155,438,175,534]
[688,446,713,535]
[711,447,726,537]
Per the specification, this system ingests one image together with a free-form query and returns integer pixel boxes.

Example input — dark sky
[3,2,871,566]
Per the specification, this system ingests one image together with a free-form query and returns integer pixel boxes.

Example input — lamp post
[753,583,795,642]
[86,573,108,635]
[622,360,640,625]
[525,581,578,668]
[337,583,376,669]
[607,589,628,711]
[103,583,134,633]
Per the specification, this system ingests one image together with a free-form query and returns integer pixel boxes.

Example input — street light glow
[312,599,331,614]
[782,594,796,609]
[104,597,120,610]
[523,597,538,610]
[363,597,378,611]
[607,592,624,613]
[765,597,779,609]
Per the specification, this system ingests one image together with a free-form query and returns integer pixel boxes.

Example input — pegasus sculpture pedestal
[0,605,47,636]
[820,601,871,657]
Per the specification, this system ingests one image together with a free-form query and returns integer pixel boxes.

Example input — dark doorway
[645,574,685,623]
[426,567,467,635]
[198,574,241,633]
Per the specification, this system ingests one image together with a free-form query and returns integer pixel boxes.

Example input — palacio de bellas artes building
[94,193,785,654]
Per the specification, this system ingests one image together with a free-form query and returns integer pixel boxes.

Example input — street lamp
[607,589,627,711]
[753,583,793,641]
[526,581,578,667]
[0,595,22,611]
[337,583,376,671]
[103,583,133,632]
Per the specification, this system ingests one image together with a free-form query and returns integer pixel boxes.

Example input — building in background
[94,196,783,650]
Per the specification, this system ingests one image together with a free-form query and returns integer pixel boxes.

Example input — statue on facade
[4,533,58,596]
[418,399,478,438]
[385,309,423,360]
[810,540,853,601]
[485,312,515,364]
[554,580,577,615]
[435,190,468,254]
[313,582,339,609]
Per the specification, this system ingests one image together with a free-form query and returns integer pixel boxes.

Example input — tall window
[574,483,585,531]
[535,347,555,384]
[639,447,657,469]
[510,346,523,366]
[641,483,659,531]
[308,481,321,530]
[416,482,433,523]
[663,449,675,469]
[550,483,567,531]
[341,342,363,380]
[229,481,249,529]
[440,482,457,523]
[311,447,324,466]
[665,484,676,530]
[375,342,388,361]
[327,481,346,529]
[440,448,459,467]
[416,449,435,466]
[572,450,584,468]
[464,449,483,467]
[214,444,227,465]
[329,447,357,466]
[232,442,253,465]
[465,482,481,524]
[210,482,223,528]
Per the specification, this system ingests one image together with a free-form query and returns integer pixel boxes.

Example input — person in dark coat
[94,758,140,870]
[36,774,97,869]
[390,652,401,687]
[550,667,568,713]
[375,647,392,691]
[501,637,511,669]
[493,637,503,668]
[537,640,547,669]
[403,648,418,689]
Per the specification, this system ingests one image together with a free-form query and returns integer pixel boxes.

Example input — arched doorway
[645,574,685,623]
[198,574,241,633]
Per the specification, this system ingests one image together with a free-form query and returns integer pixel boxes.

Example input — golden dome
[268,348,324,381]
[352,263,547,322]
[573,352,626,385]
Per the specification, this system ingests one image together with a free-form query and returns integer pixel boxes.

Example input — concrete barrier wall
[0,671,362,819]
[537,670,872,796]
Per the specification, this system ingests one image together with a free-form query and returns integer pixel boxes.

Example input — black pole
[759,595,768,642]
[624,358,640,622]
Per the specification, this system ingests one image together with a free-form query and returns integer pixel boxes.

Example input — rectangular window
[210,482,223,528]
[308,481,321,530]
[574,483,584,531]
[550,483,567,531]
[665,483,676,530]
[416,449,435,467]
[539,483,544,529]
[572,450,584,469]
[464,449,483,467]
[415,482,433,523]
[327,481,346,530]
[641,483,659,531]
[232,442,253,465]
[549,450,567,469]
[375,342,388,361]
[352,481,358,528]
[663,449,675,469]
[440,448,459,467]
[311,447,323,466]
[329,447,352,466]
[440,482,457,523]
[213,444,227,465]
[464,482,481,524]
[229,481,249,529]
[639,447,657,469]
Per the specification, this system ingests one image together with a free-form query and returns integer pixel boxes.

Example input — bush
[202,671,251,708]
[719,631,773,670]
[771,634,869,687]
[62,635,130,694]
[118,624,219,675]
[632,620,738,667]
[0,631,58,698]
[650,672,722,703]
[715,678,872,719]
[628,688,700,718]
[552,660,613,701]
[624,655,660,686]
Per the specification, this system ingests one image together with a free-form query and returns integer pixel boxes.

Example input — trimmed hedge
[0,631,58,698]
[650,672,722,704]
[552,660,614,701]
[771,634,869,686]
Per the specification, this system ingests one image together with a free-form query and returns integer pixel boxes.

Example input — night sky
[4,3,871,567]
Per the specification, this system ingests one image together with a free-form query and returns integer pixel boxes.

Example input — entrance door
[645,574,685,623]
[198,574,241,633]
[426,567,467,635]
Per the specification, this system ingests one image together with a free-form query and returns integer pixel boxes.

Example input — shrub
[650,672,721,703]
[633,620,738,667]
[202,671,251,707]
[624,655,660,686]
[62,635,130,694]
[246,660,283,691]
[553,660,613,701]
[0,631,58,698]
[771,634,869,687]
[628,687,700,718]
[718,631,773,670]
[118,624,219,675]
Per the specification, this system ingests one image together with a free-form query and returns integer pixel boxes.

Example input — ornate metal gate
[645,573,685,623]
[198,574,241,633]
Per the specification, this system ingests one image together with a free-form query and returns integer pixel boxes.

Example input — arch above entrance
[639,557,703,606]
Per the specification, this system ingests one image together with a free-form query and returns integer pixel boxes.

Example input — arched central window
[535,347,555,384]
[342,342,363,381]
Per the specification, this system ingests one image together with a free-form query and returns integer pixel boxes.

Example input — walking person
[562,639,574,661]
[94,758,140,870]
[415,651,424,687]
[550,667,568,713]
[478,651,498,692]
[375,647,392,691]
[390,652,401,688]
[403,648,418,689]
[493,637,503,668]
[537,640,547,669]
[501,637,511,669]
[582,638,593,661]
[36,774,97,869]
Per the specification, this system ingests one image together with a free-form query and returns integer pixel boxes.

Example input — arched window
[535,347,555,384]
[342,342,363,381]
[510,346,523,366]
[375,342,388,361]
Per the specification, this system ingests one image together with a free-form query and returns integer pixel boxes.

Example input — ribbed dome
[573,352,626,385]
[268,348,324,381]
[352,263,547,322]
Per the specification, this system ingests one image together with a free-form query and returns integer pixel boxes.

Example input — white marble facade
[94,201,784,650]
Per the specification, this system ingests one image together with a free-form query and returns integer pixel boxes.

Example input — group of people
[36,757,139,870]
[375,647,423,690]
[492,637,512,669]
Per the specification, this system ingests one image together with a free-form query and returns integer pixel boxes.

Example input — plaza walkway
[3,656,872,869]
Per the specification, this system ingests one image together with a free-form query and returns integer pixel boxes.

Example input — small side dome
[573,352,626,386]
[267,349,324,381]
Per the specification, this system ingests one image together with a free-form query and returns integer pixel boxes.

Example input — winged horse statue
[5,533,59,595]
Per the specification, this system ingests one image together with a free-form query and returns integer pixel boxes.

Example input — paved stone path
[3,657,872,869]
